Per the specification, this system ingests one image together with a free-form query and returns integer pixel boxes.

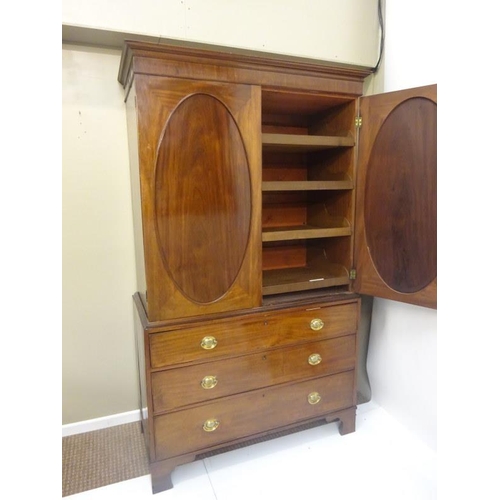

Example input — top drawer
[149,301,358,369]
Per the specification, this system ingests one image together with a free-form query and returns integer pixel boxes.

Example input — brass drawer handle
[310,318,324,331]
[308,392,322,405]
[200,336,218,350]
[308,353,322,366]
[203,418,220,432]
[201,375,218,390]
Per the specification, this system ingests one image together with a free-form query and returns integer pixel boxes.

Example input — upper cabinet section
[120,41,371,321]
[120,41,437,315]
[354,85,437,308]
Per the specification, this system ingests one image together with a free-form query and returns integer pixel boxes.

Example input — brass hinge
[349,269,357,280]
[355,116,362,128]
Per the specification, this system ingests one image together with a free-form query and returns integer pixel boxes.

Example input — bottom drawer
[154,370,355,460]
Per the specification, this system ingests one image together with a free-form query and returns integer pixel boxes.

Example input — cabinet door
[353,85,436,308]
[135,76,262,321]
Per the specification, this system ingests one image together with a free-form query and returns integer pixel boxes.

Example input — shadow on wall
[357,295,373,404]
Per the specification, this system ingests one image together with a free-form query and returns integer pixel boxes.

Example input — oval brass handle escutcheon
[308,392,322,405]
[201,375,218,389]
[203,418,220,432]
[308,353,322,366]
[310,318,324,331]
[200,336,218,350]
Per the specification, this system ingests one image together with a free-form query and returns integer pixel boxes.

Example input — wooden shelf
[262,263,350,295]
[262,180,353,191]
[262,133,354,152]
[260,94,356,298]
[262,224,351,242]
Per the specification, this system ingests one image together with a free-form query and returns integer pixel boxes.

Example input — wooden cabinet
[119,41,436,493]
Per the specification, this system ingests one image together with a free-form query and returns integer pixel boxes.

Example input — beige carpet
[61,419,320,496]
[62,421,149,497]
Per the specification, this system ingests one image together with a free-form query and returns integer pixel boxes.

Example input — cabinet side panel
[126,82,147,299]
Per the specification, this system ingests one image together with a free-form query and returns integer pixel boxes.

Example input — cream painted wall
[366,0,437,451]
[62,1,380,424]
[62,0,380,66]
[62,45,139,424]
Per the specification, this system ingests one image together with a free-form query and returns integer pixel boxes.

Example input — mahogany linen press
[117,40,436,493]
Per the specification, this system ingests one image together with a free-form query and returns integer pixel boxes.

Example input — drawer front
[152,335,356,413]
[150,301,358,369]
[154,370,355,460]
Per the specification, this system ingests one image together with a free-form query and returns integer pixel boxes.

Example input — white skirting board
[62,409,146,437]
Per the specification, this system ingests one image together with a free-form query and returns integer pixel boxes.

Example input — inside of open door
[354,85,437,308]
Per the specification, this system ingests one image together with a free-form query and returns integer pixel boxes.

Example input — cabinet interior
[261,89,356,296]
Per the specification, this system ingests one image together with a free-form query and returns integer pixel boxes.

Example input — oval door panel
[154,93,252,304]
[364,97,437,294]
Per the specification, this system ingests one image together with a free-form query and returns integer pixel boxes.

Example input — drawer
[154,370,355,460]
[152,335,356,413]
[149,301,358,369]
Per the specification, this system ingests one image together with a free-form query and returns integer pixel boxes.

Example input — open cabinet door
[353,85,437,308]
